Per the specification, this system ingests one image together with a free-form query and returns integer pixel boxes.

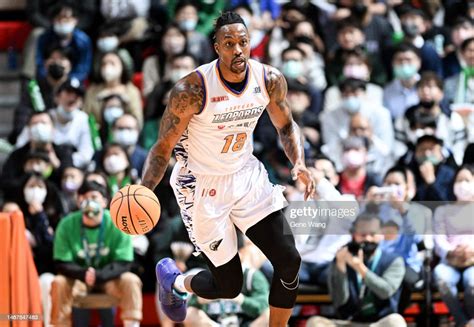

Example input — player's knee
[273,244,301,279]
[219,272,243,298]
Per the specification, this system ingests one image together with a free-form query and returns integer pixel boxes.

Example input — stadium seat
[0,21,31,51]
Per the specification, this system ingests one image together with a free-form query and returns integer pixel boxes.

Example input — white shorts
[170,155,287,267]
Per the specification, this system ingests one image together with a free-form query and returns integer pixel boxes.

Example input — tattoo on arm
[141,73,203,190]
[265,67,305,165]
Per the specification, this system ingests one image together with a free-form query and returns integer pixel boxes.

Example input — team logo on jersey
[211,95,229,103]
[212,106,265,123]
[210,239,223,251]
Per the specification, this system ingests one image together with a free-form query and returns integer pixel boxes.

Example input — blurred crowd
[1,0,474,326]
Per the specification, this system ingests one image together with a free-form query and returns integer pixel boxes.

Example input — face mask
[57,105,75,121]
[343,65,369,80]
[417,154,441,166]
[361,241,378,257]
[282,60,303,79]
[54,22,75,36]
[103,106,124,125]
[97,36,119,52]
[80,199,102,218]
[402,23,420,38]
[164,38,185,55]
[62,179,81,192]
[48,63,66,80]
[342,149,365,169]
[30,123,53,143]
[393,64,418,80]
[104,154,128,174]
[24,186,47,205]
[179,19,197,32]
[342,96,361,114]
[101,65,122,82]
[170,69,189,83]
[419,100,435,109]
[113,129,139,147]
[454,181,474,201]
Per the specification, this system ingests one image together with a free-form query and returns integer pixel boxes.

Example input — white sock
[173,274,188,293]
[123,320,140,327]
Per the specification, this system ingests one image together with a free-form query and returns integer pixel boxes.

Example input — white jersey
[175,59,270,175]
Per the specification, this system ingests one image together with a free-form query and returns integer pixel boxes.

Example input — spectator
[383,43,422,119]
[321,78,394,160]
[443,18,474,79]
[36,3,93,82]
[444,37,474,105]
[230,0,280,22]
[396,5,443,77]
[291,20,327,90]
[324,48,383,113]
[95,93,129,144]
[142,23,188,97]
[94,114,148,177]
[166,0,226,36]
[394,72,467,164]
[433,164,474,327]
[60,165,85,214]
[1,112,73,192]
[97,143,139,197]
[407,135,456,202]
[174,0,213,65]
[84,51,143,128]
[16,78,94,169]
[50,180,142,326]
[307,214,406,327]
[21,0,96,79]
[146,52,197,123]
[337,136,383,200]
[11,47,73,144]
[326,18,388,86]
[366,166,433,313]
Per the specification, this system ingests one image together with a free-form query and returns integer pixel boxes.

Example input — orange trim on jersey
[195,69,208,115]
[214,60,252,97]
[261,64,270,101]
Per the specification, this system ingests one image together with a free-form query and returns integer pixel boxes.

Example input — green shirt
[54,210,133,268]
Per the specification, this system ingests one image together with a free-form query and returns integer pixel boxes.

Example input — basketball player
[141,12,314,326]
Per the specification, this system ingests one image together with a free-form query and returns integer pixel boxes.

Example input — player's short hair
[213,11,246,41]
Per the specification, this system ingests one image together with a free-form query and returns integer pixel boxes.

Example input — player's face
[214,23,250,75]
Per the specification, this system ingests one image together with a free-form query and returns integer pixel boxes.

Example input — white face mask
[54,22,75,36]
[113,129,139,147]
[104,154,128,174]
[97,36,119,52]
[342,150,365,169]
[101,65,122,82]
[24,186,47,205]
[103,106,124,125]
[454,181,474,201]
[30,123,53,143]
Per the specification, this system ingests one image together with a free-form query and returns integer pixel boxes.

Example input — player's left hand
[291,162,315,200]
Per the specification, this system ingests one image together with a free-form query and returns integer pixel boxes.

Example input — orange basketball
[110,184,161,235]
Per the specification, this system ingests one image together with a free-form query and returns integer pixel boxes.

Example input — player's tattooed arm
[265,66,304,166]
[141,73,203,190]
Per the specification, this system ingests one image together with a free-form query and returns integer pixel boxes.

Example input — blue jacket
[36,28,92,82]
[419,43,443,77]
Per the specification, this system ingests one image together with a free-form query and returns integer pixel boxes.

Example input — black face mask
[419,100,435,109]
[48,63,65,80]
[361,241,378,257]
[352,3,368,18]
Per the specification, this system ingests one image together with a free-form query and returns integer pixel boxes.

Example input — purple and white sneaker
[156,258,187,322]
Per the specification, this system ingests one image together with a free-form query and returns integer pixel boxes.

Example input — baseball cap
[57,78,85,96]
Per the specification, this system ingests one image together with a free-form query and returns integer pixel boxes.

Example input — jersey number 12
[221,133,247,153]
